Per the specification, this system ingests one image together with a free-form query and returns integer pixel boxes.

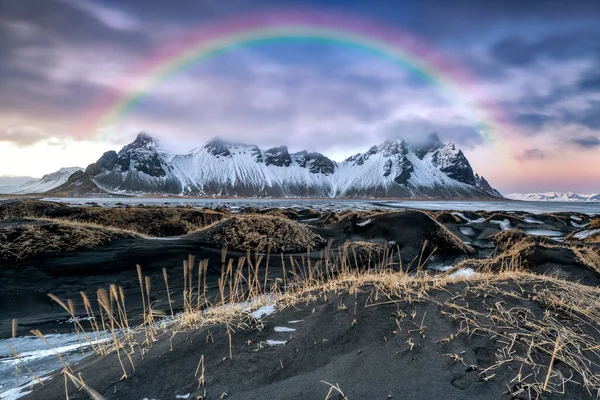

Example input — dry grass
[343,241,384,261]
[17,239,600,399]
[588,218,600,229]
[434,274,600,397]
[434,219,475,255]
[8,207,600,399]
[1,199,65,220]
[73,206,226,236]
[208,215,325,252]
[573,247,600,273]
[488,229,534,251]
[0,220,138,263]
[1,200,227,236]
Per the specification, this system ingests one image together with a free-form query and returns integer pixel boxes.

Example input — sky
[0,0,599,193]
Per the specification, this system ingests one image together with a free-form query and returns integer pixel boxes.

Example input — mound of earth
[26,273,600,400]
[457,236,600,285]
[71,206,226,236]
[339,241,386,269]
[257,208,300,220]
[0,220,137,263]
[434,211,464,224]
[326,210,474,266]
[1,199,67,220]
[1,200,226,236]
[566,218,600,243]
[487,229,537,251]
[202,215,325,252]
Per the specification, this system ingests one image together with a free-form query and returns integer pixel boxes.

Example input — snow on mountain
[1,132,502,198]
[81,132,501,198]
[88,132,188,194]
[506,192,600,202]
[0,167,83,194]
[161,138,336,196]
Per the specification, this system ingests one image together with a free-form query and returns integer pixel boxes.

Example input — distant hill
[506,192,600,202]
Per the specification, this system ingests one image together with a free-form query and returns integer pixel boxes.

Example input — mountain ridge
[506,192,600,202]
[0,132,504,199]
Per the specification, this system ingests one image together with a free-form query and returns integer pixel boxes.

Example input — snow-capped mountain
[86,133,186,193]
[506,192,600,202]
[80,132,501,198]
[0,167,83,194]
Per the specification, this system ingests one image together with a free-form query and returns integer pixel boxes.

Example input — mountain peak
[126,132,160,151]
[204,138,232,157]
[409,132,444,158]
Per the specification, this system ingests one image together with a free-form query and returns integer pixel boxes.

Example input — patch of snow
[431,265,454,272]
[490,219,511,231]
[266,340,287,346]
[356,218,372,227]
[450,268,476,279]
[251,304,276,320]
[525,229,564,237]
[459,227,475,236]
[523,217,544,224]
[175,394,190,399]
[571,216,582,221]
[570,221,588,228]
[573,229,600,240]
[453,212,485,224]
[62,316,95,324]
[287,320,305,324]
[274,327,296,332]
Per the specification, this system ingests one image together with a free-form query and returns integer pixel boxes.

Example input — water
[42,197,600,215]
[0,332,107,400]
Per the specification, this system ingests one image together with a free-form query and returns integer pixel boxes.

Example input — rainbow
[83,10,515,152]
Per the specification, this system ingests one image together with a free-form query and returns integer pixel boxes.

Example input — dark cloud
[515,148,546,162]
[514,113,557,130]
[0,125,48,146]
[0,0,151,51]
[490,30,600,67]
[571,136,600,149]
[578,69,600,92]
[0,0,599,159]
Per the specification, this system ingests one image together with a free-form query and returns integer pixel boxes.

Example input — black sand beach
[1,199,599,399]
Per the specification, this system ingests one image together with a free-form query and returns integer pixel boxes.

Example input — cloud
[515,148,546,162]
[578,69,600,92]
[571,136,600,149]
[489,31,600,67]
[0,125,49,146]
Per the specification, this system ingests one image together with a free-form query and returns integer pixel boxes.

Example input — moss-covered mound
[1,200,226,236]
[0,220,137,263]
[207,215,325,252]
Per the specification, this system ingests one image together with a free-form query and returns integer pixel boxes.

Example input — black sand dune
[2,200,600,400]
[25,275,600,400]
[324,210,474,264]
[1,202,599,338]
